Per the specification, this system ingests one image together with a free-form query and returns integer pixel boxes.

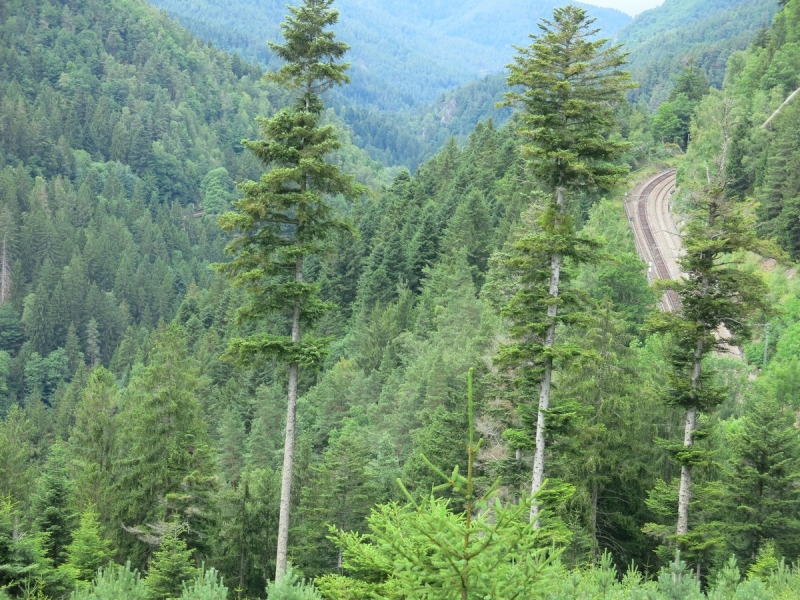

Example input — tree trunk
[677,339,703,536]
[591,483,599,560]
[530,186,565,526]
[0,236,9,305]
[275,255,303,581]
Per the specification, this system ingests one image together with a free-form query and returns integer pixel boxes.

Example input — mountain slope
[0,0,386,391]
[617,0,778,108]
[147,0,631,111]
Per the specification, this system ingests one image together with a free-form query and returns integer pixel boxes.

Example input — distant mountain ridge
[146,0,631,111]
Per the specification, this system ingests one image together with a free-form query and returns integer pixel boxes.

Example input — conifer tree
[0,303,24,353]
[498,5,633,525]
[32,442,75,567]
[721,395,800,566]
[60,506,113,586]
[216,0,363,580]
[648,95,769,543]
[112,324,216,566]
[69,367,118,521]
[294,421,381,575]
[143,522,198,600]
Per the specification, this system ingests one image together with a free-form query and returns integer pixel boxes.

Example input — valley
[1,0,800,598]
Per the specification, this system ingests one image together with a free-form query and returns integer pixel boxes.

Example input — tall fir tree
[60,505,113,587]
[32,442,75,568]
[143,522,198,600]
[647,94,770,548]
[216,0,364,579]
[498,5,634,525]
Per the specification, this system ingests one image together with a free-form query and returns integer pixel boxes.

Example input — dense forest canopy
[143,0,631,170]
[617,0,779,108]
[3,0,800,598]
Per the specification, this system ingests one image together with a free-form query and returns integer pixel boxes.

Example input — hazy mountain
[147,0,631,111]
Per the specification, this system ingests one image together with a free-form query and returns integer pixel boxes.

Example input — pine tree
[70,562,147,600]
[215,0,364,580]
[498,5,634,525]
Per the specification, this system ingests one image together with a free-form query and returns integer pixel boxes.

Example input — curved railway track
[624,169,744,359]
[625,169,680,311]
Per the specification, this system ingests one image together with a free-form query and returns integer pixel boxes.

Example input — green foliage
[618,0,778,109]
[178,568,227,600]
[145,0,630,168]
[504,5,634,191]
[112,325,217,565]
[720,396,800,567]
[60,506,113,587]
[325,370,561,599]
[265,566,322,600]
[216,0,364,368]
[213,468,281,599]
[31,443,75,567]
[143,523,198,600]
[70,562,147,600]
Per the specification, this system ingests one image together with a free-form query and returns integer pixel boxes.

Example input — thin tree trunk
[531,186,565,526]
[0,236,9,305]
[676,338,703,536]
[275,255,303,581]
[591,483,599,560]
[761,86,800,129]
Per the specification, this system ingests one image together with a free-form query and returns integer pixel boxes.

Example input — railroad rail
[624,169,680,312]
[625,169,745,359]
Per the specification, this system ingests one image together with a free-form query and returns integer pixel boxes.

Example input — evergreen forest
[2,0,800,598]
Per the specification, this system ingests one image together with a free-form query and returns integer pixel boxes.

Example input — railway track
[624,169,744,359]
[625,169,680,311]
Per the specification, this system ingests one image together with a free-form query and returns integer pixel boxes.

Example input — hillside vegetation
[618,0,778,107]
[2,0,800,598]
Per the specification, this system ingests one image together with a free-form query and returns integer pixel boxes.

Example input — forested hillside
[3,0,800,598]
[0,0,386,403]
[618,0,778,107]
[143,0,630,170]
[146,0,630,111]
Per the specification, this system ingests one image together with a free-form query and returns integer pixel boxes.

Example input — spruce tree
[69,367,118,522]
[498,5,633,525]
[143,522,198,600]
[112,324,216,566]
[722,395,800,566]
[60,505,113,586]
[216,0,363,580]
[32,442,75,567]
